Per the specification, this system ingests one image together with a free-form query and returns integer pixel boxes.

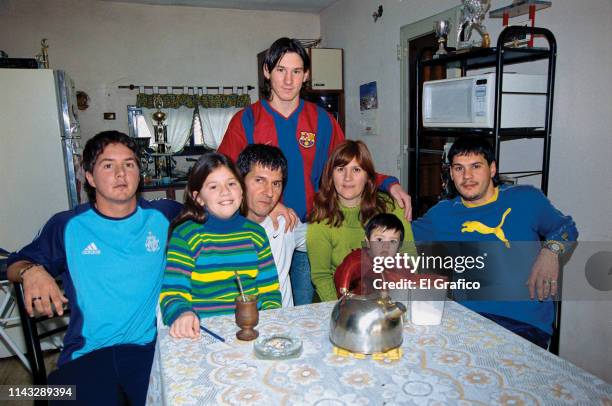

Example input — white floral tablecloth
[147,301,611,405]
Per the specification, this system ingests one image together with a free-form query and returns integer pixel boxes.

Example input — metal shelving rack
[412,26,557,213]
[412,26,561,354]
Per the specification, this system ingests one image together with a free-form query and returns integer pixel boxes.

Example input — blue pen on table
[200,325,225,342]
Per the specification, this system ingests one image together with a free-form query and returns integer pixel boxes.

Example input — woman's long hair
[310,140,388,227]
[169,152,244,235]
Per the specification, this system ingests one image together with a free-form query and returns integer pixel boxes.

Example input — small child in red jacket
[334,213,414,297]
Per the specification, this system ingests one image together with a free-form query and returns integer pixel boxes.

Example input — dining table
[146,300,612,405]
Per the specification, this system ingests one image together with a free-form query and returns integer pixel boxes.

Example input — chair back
[13,282,69,385]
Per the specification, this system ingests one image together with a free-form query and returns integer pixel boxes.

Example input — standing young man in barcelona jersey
[219,37,412,304]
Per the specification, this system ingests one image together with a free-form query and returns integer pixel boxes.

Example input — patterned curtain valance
[136,93,251,109]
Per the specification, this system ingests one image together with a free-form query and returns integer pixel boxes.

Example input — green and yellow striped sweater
[160,212,281,326]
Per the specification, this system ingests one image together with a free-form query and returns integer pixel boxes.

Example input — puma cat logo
[461,208,512,248]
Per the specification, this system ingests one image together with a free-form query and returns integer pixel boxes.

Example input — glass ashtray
[253,334,303,360]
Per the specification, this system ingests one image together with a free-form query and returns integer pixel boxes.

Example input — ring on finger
[543,280,550,286]
[550,280,557,284]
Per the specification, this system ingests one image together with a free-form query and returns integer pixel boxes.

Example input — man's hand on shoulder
[18,263,68,317]
[389,183,413,221]
[527,248,560,301]
[270,202,298,232]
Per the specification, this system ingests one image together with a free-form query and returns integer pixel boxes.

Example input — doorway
[399,6,461,217]
[408,34,447,217]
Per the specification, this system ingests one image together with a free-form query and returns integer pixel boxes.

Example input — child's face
[367,227,402,258]
[193,166,243,219]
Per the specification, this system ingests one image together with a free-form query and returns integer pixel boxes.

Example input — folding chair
[0,251,34,371]
[0,280,35,371]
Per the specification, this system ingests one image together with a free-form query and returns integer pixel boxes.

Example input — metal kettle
[329,292,406,354]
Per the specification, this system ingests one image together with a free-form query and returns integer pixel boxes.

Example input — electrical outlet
[103,112,116,120]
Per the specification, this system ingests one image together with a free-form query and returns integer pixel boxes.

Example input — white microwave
[422,73,547,128]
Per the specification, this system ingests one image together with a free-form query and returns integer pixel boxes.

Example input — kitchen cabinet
[308,48,343,91]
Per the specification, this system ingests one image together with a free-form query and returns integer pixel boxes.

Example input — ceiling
[99,0,339,13]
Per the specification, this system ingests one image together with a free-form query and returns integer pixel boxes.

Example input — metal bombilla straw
[234,270,247,302]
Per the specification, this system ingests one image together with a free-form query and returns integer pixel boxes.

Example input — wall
[321,0,612,382]
[0,0,320,143]
[320,0,458,178]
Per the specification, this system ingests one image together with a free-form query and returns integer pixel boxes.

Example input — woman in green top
[307,140,416,302]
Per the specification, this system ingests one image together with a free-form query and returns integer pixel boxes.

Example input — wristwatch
[543,240,564,255]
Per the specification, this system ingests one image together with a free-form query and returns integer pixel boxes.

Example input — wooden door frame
[399,6,461,187]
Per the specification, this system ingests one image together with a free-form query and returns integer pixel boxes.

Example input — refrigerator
[0,69,84,253]
[0,69,82,359]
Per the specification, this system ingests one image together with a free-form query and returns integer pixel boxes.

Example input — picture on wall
[359,81,378,136]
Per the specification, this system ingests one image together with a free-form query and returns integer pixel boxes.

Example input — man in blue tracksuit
[412,137,577,348]
[7,131,181,405]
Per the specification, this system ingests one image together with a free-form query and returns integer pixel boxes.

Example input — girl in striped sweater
[160,152,282,339]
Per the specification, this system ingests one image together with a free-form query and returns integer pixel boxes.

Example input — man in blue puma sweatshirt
[412,137,577,348]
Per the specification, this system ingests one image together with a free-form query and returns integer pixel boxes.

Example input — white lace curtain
[136,107,240,151]
[198,107,241,149]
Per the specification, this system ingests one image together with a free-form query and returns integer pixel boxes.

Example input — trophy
[151,95,171,181]
[36,38,50,68]
[434,20,451,58]
[456,0,492,49]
